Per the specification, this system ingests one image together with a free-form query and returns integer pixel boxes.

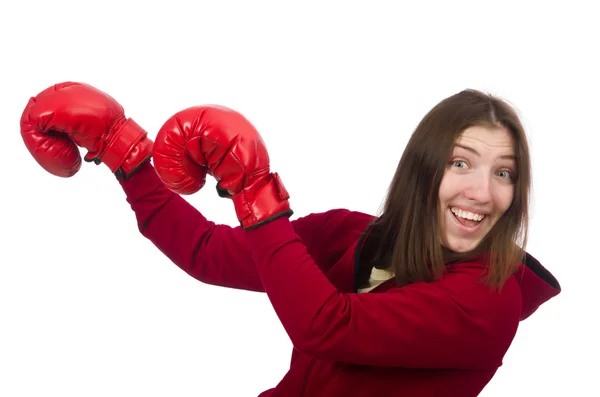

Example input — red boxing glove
[20,82,153,180]
[153,105,293,230]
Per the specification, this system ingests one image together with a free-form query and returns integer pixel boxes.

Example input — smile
[450,207,486,233]
[450,207,485,222]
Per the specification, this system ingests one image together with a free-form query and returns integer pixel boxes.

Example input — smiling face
[438,125,517,253]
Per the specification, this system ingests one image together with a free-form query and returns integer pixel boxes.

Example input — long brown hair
[363,89,531,290]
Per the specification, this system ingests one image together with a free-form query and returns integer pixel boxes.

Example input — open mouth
[450,207,485,231]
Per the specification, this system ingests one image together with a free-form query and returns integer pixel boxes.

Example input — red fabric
[121,162,561,396]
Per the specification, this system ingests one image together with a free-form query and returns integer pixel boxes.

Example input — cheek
[493,184,515,213]
[438,171,458,203]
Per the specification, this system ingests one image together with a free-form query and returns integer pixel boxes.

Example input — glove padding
[20,82,153,180]
[153,105,293,230]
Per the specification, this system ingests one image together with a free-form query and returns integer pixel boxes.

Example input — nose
[463,172,492,203]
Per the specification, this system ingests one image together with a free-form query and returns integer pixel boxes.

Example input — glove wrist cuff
[100,118,153,180]
[233,173,293,230]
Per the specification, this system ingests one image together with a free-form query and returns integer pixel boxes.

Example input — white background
[1,0,598,396]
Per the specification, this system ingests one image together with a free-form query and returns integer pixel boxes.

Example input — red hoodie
[120,163,561,396]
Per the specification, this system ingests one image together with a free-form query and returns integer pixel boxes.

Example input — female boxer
[21,82,560,396]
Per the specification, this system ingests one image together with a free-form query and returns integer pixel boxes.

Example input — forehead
[455,125,515,153]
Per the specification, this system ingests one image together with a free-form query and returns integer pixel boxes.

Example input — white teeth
[451,207,485,222]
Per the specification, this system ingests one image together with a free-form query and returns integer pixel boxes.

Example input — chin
[442,238,481,253]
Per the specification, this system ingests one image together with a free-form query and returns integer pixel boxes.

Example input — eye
[452,160,468,169]
[497,170,512,180]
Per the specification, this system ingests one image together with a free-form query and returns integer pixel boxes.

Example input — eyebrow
[454,144,516,160]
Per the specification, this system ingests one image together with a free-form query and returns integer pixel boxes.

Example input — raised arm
[19,82,365,294]
[122,161,372,292]
[119,161,264,291]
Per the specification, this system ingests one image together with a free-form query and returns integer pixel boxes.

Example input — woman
[21,82,561,396]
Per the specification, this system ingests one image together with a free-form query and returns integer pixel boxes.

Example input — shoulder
[292,208,375,238]
[440,262,522,366]
[433,261,522,355]
[291,209,376,272]
[438,260,522,316]
[378,260,523,368]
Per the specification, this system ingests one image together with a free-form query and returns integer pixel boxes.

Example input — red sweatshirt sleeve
[245,216,522,370]
[118,162,360,292]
